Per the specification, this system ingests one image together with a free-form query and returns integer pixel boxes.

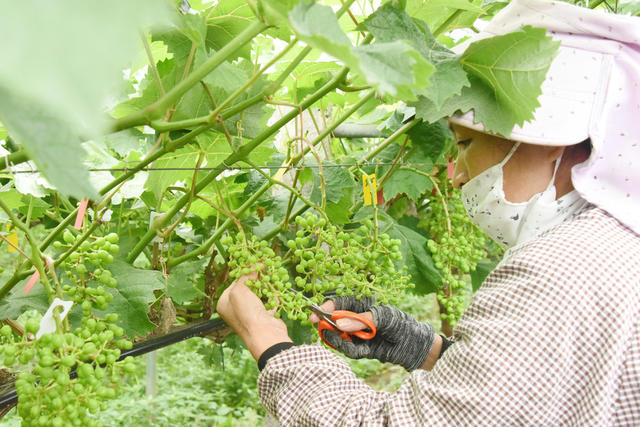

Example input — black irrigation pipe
[0,318,227,414]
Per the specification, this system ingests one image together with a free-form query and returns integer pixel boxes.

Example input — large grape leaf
[0,1,172,199]
[406,0,486,34]
[412,26,560,136]
[0,88,98,199]
[407,119,452,163]
[205,0,256,60]
[380,119,450,202]
[363,3,469,107]
[383,169,432,202]
[471,259,498,292]
[104,260,166,338]
[273,1,435,100]
[0,279,51,319]
[383,220,441,295]
[324,188,355,225]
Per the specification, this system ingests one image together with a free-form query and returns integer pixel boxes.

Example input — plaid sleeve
[258,208,640,426]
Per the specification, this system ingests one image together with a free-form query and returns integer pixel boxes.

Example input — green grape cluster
[222,213,413,322]
[221,234,301,318]
[286,213,412,319]
[422,187,488,327]
[0,230,136,427]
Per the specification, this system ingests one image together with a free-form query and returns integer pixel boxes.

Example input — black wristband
[438,335,453,359]
[257,342,296,371]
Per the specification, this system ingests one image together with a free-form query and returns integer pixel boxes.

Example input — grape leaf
[471,259,497,292]
[0,88,97,199]
[0,189,25,210]
[168,258,206,304]
[413,26,560,136]
[406,0,486,33]
[0,1,172,199]
[352,42,434,101]
[105,260,166,338]
[146,132,231,197]
[310,161,355,205]
[282,1,435,100]
[363,3,469,107]
[407,119,452,163]
[103,129,153,158]
[324,188,354,225]
[0,279,50,319]
[383,169,431,202]
[205,0,256,60]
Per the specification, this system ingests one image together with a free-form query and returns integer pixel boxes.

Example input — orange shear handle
[319,310,377,349]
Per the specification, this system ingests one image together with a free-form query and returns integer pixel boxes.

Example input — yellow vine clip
[362,173,377,206]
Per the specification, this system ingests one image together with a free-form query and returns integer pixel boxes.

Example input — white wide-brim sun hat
[448,0,640,236]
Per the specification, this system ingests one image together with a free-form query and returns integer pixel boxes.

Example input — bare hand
[217,272,291,360]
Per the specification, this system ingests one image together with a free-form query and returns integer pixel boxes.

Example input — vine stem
[378,134,410,187]
[131,67,350,264]
[0,151,29,172]
[161,152,204,238]
[0,199,54,302]
[0,234,32,262]
[112,20,269,131]
[433,9,463,38]
[352,120,419,172]
[141,33,165,96]
[245,158,329,221]
[168,88,375,267]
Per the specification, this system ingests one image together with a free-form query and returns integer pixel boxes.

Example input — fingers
[308,300,336,323]
[335,312,374,332]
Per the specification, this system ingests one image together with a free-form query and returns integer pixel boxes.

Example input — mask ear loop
[545,150,565,192]
[498,142,521,168]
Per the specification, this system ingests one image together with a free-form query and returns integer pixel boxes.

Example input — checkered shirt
[258,207,640,426]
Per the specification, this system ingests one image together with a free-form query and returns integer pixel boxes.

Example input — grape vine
[421,175,492,328]
[0,231,135,427]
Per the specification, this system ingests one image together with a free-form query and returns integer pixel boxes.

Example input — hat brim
[449,37,604,146]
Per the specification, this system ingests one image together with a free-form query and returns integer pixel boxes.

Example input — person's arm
[215,273,292,361]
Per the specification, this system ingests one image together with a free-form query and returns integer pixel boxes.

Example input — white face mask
[461,142,588,248]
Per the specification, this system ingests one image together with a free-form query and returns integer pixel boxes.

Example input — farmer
[217,0,640,424]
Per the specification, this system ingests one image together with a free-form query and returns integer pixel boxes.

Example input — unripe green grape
[63,230,74,244]
[25,318,40,334]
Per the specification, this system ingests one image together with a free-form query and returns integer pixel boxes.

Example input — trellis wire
[3,162,439,174]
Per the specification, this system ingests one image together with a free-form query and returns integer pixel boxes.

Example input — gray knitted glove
[323,295,435,371]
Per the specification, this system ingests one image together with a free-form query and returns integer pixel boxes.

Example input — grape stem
[378,135,410,188]
[0,199,54,302]
[111,20,269,131]
[245,158,329,222]
[0,150,29,172]
[157,68,352,267]
[0,234,33,262]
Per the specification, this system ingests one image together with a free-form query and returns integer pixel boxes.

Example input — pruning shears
[288,289,377,349]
